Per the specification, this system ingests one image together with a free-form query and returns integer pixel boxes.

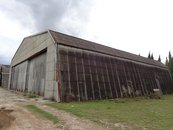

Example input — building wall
[10,61,27,91]
[58,45,173,101]
[12,32,51,66]
[44,43,58,101]
[0,65,10,87]
[9,31,173,102]
[9,32,59,101]
[27,52,46,95]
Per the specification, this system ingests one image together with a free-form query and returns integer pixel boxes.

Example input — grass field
[26,105,59,123]
[47,95,173,130]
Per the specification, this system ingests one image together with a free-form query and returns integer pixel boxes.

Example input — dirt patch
[36,104,108,130]
[0,88,108,130]
[0,109,15,130]
[114,122,130,130]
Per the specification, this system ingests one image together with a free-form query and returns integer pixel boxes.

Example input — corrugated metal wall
[11,52,47,96]
[58,45,173,102]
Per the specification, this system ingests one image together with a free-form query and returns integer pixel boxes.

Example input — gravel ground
[0,88,108,130]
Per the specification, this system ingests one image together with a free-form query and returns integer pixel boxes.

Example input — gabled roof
[49,30,166,69]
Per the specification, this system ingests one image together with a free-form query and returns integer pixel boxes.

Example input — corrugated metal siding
[27,52,47,96]
[58,45,173,101]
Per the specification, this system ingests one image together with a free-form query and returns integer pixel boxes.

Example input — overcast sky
[0,0,173,64]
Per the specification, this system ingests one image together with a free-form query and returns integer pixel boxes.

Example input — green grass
[26,105,59,123]
[47,95,173,130]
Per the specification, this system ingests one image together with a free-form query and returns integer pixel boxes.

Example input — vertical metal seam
[94,55,101,99]
[81,51,88,100]
[105,57,113,98]
[126,66,135,97]
[88,53,95,100]
[74,51,80,101]
[57,44,61,101]
[109,58,118,98]
[67,48,71,94]
[115,64,122,97]
[100,58,107,99]
[137,69,146,96]
[122,63,128,97]
[131,63,138,96]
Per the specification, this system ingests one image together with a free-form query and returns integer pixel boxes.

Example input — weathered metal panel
[27,52,46,96]
[10,61,27,91]
[58,45,173,102]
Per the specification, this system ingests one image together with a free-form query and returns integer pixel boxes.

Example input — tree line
[165,52,173,79]
[147,52,161,62]
[147,51,173,79]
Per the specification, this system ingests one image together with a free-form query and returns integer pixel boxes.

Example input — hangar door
[27,52,46,96]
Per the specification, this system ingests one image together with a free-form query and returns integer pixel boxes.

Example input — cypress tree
[166,52,173,79]
[165,57,169,66]
[151,53,154,60]
[169,51,172,60]
[148,52,151,59]
[158,55,161,62]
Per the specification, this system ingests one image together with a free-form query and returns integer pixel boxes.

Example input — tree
[169,59,173,79]
[148,52,151,59]
[148,52,154,60]
[169,59,173,78]
[169,51,172,60]
[166,52,173,79]
[158,55,161,62]
[165,57,169,66]
[151,53,154,60]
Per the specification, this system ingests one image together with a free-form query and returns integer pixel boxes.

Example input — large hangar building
[8,30,173,102]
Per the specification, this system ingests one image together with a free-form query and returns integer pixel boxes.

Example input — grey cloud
[0,0,93,65]
[0,0,34,29]
[0,0,92,35]
[16,0,67,31]
[15,0,93,36]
